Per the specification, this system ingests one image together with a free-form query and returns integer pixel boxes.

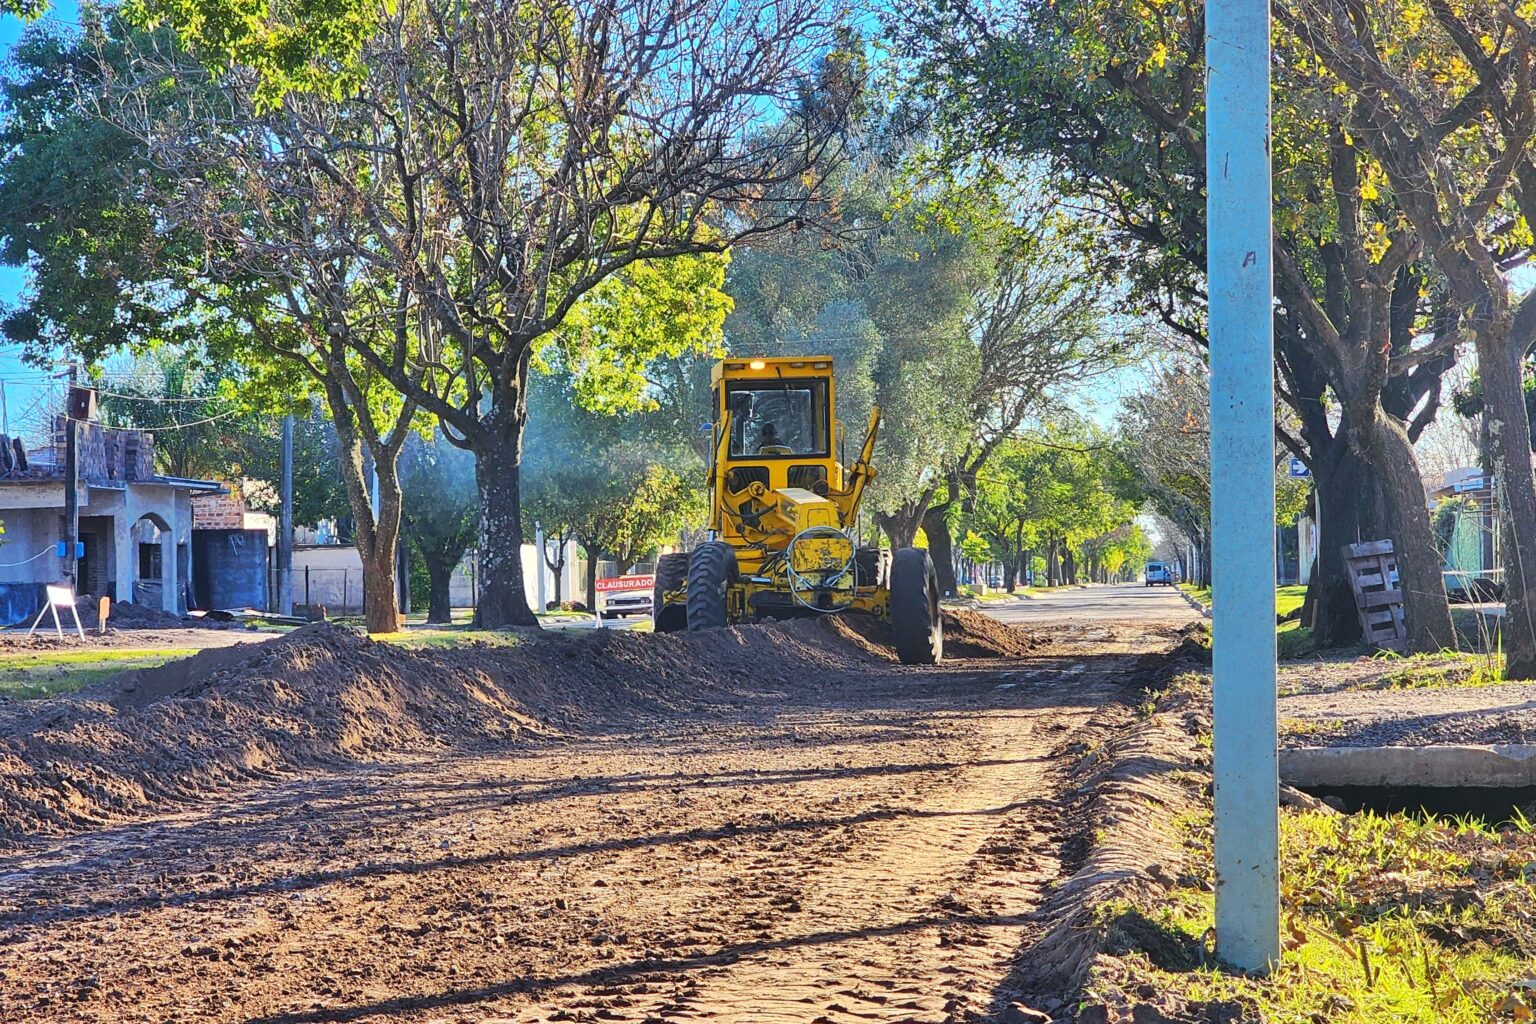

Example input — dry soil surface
[0,611,1195,1024]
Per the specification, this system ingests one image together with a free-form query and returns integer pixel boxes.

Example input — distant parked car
[1144,561,1176,587]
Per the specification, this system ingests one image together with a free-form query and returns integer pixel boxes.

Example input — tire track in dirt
[0,622,1185,1024]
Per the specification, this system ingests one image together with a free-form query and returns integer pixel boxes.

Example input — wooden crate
[1341,539,1407,653]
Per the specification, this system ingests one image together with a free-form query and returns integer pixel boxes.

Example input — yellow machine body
[666,356,885,622]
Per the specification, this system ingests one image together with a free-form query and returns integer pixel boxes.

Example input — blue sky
[0,2,81,434]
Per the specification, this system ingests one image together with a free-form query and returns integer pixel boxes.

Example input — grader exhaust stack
[653,356,942,664]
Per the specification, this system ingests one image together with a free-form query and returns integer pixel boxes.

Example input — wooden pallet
[1341,539,1407,653]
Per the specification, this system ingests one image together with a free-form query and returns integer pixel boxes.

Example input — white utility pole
[1206,0,1281,972]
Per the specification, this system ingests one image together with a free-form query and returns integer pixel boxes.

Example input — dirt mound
[941,608,1042,658]
[1008,682,1211,1015]
[826,607,1041,660]
[0,617,878,845]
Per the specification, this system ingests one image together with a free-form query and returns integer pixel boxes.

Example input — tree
[722,151,1128,568]
[104,0,853,629]
[1280,0,1536,675]
[523,373,707,613]
[3,0,379,109]
[95,347,254,480]
[0,15,422,633]
[968,426,1138,589]
[1118,356,1214,587]
[232,410,352,532]
[891,0,1459,651]
[400,434,478,624]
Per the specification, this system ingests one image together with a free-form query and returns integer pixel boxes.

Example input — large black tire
[854,546,891,589]
[653,552,690,632]
[890,547,942,665]
[686,541,738,631]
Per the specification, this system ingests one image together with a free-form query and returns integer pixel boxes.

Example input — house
[0,417,223,625]
[189,487,276,612]
[1427,467,1499,595]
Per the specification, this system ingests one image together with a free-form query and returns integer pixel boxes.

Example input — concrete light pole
[1206,0,1281,972]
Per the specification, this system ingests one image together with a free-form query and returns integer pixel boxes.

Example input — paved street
[985,582,1200,626]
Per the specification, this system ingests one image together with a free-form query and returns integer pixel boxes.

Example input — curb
[1280,744,1536,788]
[1176,588,1211,618]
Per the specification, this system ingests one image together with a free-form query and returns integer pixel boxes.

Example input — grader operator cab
[653,356,943,664]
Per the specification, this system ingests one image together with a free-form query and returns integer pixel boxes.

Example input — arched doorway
[129,512,179,612]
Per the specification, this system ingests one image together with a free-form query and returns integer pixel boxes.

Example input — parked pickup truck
[1144,561,1176,587]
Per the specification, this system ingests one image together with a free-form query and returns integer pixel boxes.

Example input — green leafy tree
[968,426,1138,589]
[523,373,707,612]
[890,0,1458,650]
[101,0,853,629]
[0,15,424,633]
[1278,0,1536,674]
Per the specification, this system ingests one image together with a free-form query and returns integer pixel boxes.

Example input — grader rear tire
[855,546,891,588]
[653,552,690,633]
[686,541,737,631]
[890,547,942,665]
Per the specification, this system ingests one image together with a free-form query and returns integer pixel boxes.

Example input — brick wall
[192,492,247,529]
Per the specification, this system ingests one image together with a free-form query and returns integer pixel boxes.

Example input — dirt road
[0,613,1192,1024]
[986,584,1197,627]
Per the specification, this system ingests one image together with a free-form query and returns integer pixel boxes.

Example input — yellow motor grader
[652,356,942,664]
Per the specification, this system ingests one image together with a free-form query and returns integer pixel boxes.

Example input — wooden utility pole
[1207,0,1281,971]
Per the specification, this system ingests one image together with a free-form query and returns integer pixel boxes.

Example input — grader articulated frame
[652,356,942,665]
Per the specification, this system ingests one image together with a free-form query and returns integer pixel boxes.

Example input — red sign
[595,575,654,593]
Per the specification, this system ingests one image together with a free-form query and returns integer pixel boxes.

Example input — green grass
[1098,808,1536,1022]
[1371,651,1506,690]
[0,648,191,698]
[958,585,1018,602]
[1277,621,1317,659]
[1276,585,1307,619]
[1178,583,1213,608]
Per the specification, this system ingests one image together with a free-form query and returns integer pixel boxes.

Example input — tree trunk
[1363,407,1456,652]
[877,510,922,549]
[922,506,957,596]
[329,392,403,635]
[362,459,405,634]
[584,545,599,615]
[1303,442,1374,647]
[471,408,537,627]
[1478,338,1536,677]
[423,556,453,624]
[544,545,565,609]
[360,554,400,634]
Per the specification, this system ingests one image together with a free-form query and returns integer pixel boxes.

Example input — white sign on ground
[28,583,86,641]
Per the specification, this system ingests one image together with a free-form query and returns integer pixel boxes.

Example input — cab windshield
[725,379,829,458]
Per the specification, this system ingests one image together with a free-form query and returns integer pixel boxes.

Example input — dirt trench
[0,611,1194,1024]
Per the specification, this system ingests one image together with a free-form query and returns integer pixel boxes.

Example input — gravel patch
[1280,682,1536,747]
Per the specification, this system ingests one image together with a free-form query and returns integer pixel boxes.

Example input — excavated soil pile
[941,608,1042,657]
[832,607,1041,660]
[0,617,882,845]
[77,598,237,630]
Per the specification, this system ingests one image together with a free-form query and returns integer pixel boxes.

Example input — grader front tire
[685,541,737,631]
[890,547,942,665]
[652,552,690,633]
